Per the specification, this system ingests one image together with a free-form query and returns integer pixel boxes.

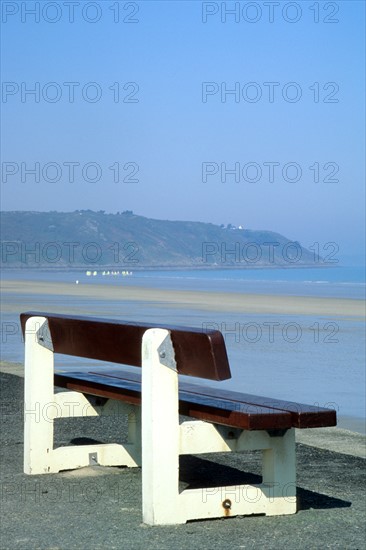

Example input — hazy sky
[1,1,365,260]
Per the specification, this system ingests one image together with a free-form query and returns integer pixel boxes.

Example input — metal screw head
[159,351,166,359]
[89,452,98,465]
[222,499,232,510]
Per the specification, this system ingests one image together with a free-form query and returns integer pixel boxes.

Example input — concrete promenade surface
[0,369,365,550]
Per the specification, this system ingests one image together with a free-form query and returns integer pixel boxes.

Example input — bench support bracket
[24,317,141,475]
[141,328,296,525]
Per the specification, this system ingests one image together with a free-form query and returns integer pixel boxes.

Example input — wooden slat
[73,369,336,429]
[20,312,231,381]
[180,380,337,429]
[54,371,292,431]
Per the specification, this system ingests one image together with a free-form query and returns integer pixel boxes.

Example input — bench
[20,311,337,525]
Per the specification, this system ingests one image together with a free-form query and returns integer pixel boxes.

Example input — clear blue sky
[1,1,365,262]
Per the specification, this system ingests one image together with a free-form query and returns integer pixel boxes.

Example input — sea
[1,265,365,432]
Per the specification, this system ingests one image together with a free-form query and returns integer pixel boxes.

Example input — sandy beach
[1,279,365,317]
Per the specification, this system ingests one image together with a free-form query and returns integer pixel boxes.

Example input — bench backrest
[20,312,231,381]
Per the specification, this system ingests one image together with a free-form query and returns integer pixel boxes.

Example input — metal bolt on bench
[20,312,337,525]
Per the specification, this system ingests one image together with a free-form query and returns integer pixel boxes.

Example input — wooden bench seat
[54,369,335,431]
[20,311,337,525]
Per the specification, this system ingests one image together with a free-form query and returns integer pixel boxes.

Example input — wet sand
[1,279,365,317]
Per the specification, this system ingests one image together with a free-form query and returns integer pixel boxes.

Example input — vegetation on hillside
[0,210,320,268]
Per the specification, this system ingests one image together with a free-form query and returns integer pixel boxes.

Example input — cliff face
[0,210,320,268]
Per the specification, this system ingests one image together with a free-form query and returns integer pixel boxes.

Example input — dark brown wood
[54,368,336,430]
[89,371,336,428]
[179,380,337,429]
[54,371,292,431]
[20,312,231,381]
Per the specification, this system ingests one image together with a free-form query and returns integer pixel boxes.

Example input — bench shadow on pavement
[69,438,351,513]
[178,455,352,512]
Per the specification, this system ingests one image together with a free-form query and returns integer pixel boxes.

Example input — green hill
[0,210,320,268]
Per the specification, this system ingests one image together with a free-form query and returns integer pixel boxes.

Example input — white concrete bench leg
[141,328,296,525]
[262,429,296,515]
[24,316,55,474]
[24,316,142,474]
[127,405,142,466]
[142,328,180,525]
